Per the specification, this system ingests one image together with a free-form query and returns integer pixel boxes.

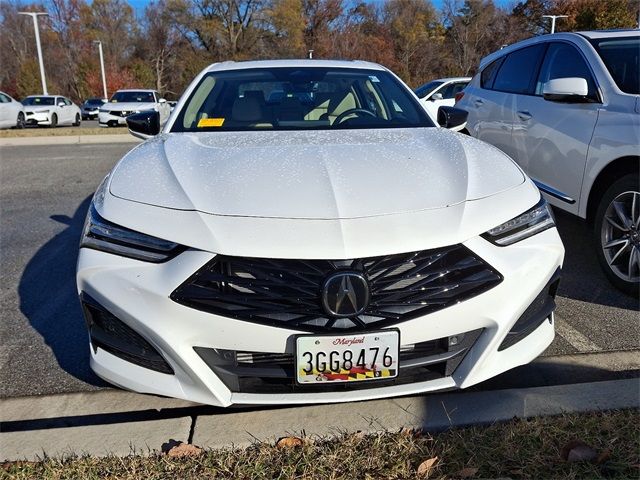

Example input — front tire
[73,113,81,127]
[15,112,25,129]
[50,113,58,128]
[594,174,640,297]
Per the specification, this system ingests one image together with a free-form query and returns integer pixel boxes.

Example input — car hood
[103,102,156,112]
[24,106,53,113]
[109,128,525,220]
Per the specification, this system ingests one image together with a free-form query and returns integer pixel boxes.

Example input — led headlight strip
[482,197,555,246]
[80,205,184,262]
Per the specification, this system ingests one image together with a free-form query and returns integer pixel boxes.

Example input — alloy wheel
[601,190,640,282]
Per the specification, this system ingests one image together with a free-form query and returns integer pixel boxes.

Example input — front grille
[195,329,483,394]
[171,246,502,332]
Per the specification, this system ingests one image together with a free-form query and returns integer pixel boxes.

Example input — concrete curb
[0,134,141,147]
[1,378,638,461]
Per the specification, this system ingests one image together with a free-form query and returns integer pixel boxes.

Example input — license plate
[296,330,399,384]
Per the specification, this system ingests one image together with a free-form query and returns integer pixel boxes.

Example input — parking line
[555,319,602,352]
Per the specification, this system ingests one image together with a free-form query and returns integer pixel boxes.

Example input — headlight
[482,198,555,246]
[80,204,184,262]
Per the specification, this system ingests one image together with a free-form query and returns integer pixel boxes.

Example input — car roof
[479,29,640,69]
[577,29,640,39]
[24,95,61,98]
[430,77,472,83]
[204,59,387,73]
[114,89,157,93]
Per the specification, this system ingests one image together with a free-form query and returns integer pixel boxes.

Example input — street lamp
[93,40,108,101]
[542,15,568,34]
[18,11,49,95]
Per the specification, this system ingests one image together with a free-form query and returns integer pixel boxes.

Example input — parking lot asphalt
[0,143,638,398]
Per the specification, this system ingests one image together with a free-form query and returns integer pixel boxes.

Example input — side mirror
[58,102,65,107]
[437,106,468,132]
[430,92,443,101]
[158,98,167,103]
[126,110,160,140]
[543,77,589,102]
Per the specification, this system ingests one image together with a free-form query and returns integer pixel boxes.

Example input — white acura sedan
[22,95,81,127]
[77,60,564,407]
[98,89,170,127]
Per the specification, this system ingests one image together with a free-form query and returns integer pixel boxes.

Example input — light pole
[18,11,49,95]
[93,40,108,100]
[542,15,568,34]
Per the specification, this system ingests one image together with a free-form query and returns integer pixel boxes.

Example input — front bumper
[77,227,564,407]
[98,111,128,127]
[82,109,99,119]
[25,111,51,125]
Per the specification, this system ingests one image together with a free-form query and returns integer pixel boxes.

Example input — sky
[123,0,517,15]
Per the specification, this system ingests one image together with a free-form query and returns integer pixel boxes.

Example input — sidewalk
[0,134,141,147]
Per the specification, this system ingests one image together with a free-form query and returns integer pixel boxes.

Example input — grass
[2,409,639,479]
[0,126,127,138]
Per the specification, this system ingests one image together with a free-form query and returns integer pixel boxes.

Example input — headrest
[232,96,262,123]
[243,90,264,102]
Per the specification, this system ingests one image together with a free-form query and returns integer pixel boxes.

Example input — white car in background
[456,30,639,295]
[77,59,564,407]
[0,91,26,129]
[415,77,470,120]
[22,95,81,127]
[98,89,170,127]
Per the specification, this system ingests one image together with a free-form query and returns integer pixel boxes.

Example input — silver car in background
[457,30,639,295]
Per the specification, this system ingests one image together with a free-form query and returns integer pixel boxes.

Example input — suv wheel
[594,174,640,296]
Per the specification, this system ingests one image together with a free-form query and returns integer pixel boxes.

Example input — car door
[53,97,64,122]
[510,41,600,214]
[64,97,75,123]
[480,43,547,160]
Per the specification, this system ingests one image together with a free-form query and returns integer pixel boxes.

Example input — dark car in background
[81,98,106,120]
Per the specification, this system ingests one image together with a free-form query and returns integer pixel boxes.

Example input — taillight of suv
[455,91,465,103]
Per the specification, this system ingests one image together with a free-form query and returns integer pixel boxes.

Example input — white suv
[457,30,639,295]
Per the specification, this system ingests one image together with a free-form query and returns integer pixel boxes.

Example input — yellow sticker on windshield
[198,118,225,127]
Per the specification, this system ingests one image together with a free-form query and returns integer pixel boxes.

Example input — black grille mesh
[171,245,502,332]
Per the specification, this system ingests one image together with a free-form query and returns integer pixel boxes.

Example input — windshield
[172,67,433,132]
[22,97,55,106]
[110,91,155,103]
[85,98,105,106]
[590,36,639,94]
[414,81,444,99]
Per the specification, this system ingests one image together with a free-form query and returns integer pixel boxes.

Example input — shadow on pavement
[3,361,637,433]
[18,195,108,388]
[552,209,638,310]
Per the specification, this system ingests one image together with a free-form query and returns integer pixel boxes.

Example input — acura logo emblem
[322,272,370,317]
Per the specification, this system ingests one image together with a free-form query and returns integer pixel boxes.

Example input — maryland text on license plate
[295,330,399,384]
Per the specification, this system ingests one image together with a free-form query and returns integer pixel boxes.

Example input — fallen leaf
[276,436,304,448]
[417,457,438,477]
[400,426,422,437]
[457,466,479,478]
[561,440,598,463]
[166,442,203,458]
